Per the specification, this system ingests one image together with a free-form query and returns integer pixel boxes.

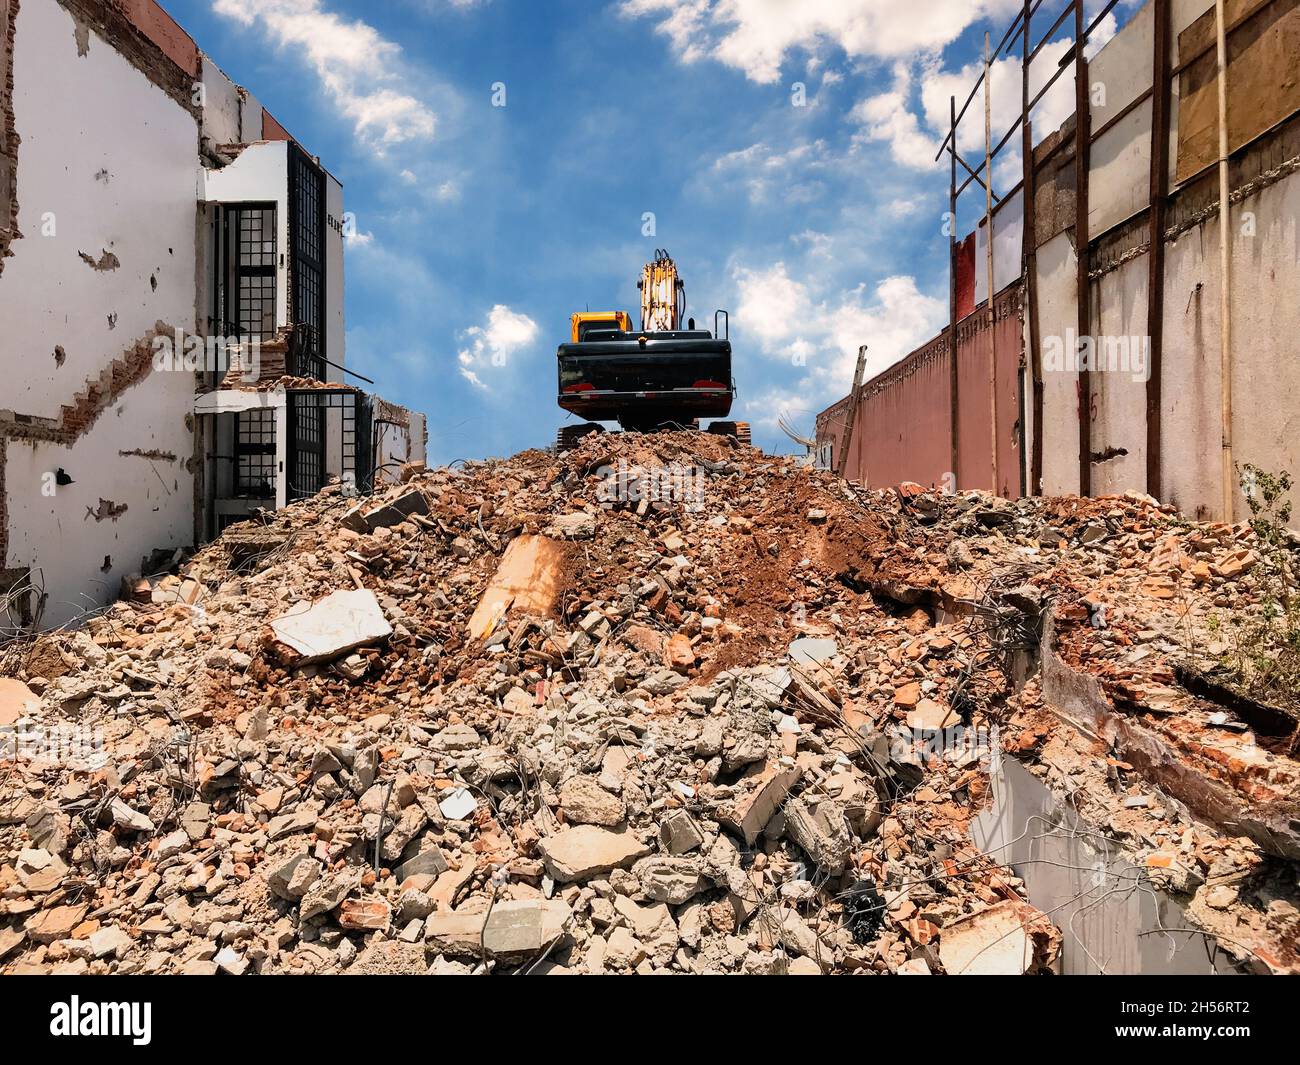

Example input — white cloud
[621,0,1024,84]
[853,26,1082,182]
[850,61,938,169]
[457,305,539,390]
[344,229,374,248]
[731,262,946,428]
[213,0,436,146]
[885,195,925,217]
[791,230,834,258]
[708,140,831,204]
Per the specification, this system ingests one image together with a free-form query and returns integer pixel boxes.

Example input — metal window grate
[288,393,324,500]
[228,205,277,344]
[289,146,326,380]
[234,408,275,498]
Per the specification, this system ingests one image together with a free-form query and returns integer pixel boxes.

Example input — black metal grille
[234,408,275,498]
[230,206,277,343]
[283,390,374,501]
[289,145,326,380]
[288,393,325,501]
[353,392,374,493]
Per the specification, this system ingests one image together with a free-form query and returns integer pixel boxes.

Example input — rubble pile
[0,434,1296,974]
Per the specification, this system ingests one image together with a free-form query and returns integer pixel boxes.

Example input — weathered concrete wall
[974,753,1240,974]
[956,286,1023,497]
[0,0,197,418]
[818,0,1300,518]
[1033,231,1081,495]
[1161,162,1300,520]
[325,170,345,368]
[0,0,198,627]
[1088,253,1151,496]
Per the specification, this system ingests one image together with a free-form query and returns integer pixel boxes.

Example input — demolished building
[0,0,426,633]
[0,431,1295,975]
[817,0,1300,523]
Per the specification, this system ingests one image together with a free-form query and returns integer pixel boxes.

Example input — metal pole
[949,95,961,487]
[1146,0,1170,503]
[837,346,868,480]
[1074,0,1092,497]
[1215,0,1234,520]
[1022,0,1043,495]
[984,32,1000,496]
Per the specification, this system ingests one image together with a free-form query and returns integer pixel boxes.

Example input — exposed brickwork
[217,327,287,387]
[56,0,200,117]
[261,108,291,142]
[0,324,179,444]
[0,0,20,279]
[0,322,180,567]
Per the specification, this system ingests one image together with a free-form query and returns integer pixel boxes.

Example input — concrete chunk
[269,589,392,665]
[424,898,572,961]
[537,825,651,883]
[717,760,800,846]
[938,901,1050,975]
[342,488,429,532]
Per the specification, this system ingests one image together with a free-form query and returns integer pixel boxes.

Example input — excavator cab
[556,251,747,449]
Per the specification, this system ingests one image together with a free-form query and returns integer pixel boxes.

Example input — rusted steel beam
[984,32,1000,496]
[837,346,868,479]
[1146,0,1170,500]
[953,148,1002,202]
[1023,0,1044,495]
[1074,0,1092,497]
[949,95,961,485]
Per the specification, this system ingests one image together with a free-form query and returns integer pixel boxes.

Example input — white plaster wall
[201,141,289,330]
[1035,231,1082,495]
[1090,254,1150,496]
[1083,0,1154,238]
[5,391,194,628]
[200,55,241,148]
[1162,166,1300,521]
[239,89,264,144]
[375,420,414,484]
[973,188,1024,306]
[1090,0,1154,122]
[1,0,199,627]
[408,412,427,466]
[1090,99,1153,237]
[325,171,345,371]
[0,0,198,418]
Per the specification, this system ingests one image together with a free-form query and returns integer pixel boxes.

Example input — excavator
[555,251,749,450]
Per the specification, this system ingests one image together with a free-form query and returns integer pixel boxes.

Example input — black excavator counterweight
[555,251,749,450]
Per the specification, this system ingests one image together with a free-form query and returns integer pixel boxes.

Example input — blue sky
[167,0,1138,462]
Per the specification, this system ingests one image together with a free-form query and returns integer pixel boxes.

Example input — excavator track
[707,421,751,446]
[555,423,605,452]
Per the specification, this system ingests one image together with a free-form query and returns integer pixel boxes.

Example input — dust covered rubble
[4,430,1289,974]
